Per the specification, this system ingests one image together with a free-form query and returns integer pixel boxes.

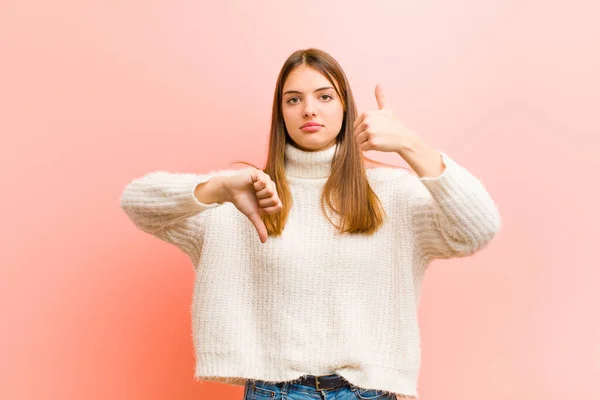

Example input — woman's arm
[409,152,502,260]
[120,170,235,235]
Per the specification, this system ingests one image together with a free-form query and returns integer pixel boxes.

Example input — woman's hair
[233,48,407,237]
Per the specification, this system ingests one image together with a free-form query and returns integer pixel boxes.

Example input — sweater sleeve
[410,151,502,260]
[119,170,237,235]
[119,169,241,264]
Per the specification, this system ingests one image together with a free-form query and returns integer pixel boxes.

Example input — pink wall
[2,1,598,399]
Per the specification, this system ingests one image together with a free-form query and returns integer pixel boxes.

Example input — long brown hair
[233,48,407,237]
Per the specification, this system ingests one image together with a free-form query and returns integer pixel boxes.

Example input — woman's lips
[301,125,322,132]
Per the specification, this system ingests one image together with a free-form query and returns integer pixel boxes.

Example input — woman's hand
[353,84,445,177]
[224,168,282,243]
[353,84,422,153]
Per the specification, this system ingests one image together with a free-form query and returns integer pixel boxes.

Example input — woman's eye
[286,94,333,104]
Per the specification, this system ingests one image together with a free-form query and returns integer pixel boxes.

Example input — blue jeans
[242,375,397,400]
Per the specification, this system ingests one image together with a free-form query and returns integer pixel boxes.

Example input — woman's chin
[293,136,336,152]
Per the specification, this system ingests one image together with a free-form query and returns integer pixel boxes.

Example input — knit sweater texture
[119,142,502,398]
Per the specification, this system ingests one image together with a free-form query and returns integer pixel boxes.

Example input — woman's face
[281,65,344,152]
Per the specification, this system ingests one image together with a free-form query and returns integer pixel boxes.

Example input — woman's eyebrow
[283,86,334,95]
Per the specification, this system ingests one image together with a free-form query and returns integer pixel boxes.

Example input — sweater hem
[192,352,419,398]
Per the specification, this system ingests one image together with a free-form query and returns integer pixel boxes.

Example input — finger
[250,168,260,184]
[247,213,268,243]
[258,197,279,208]
[353,113,365,131]
[261,203,283,214]
[375,83,387,110]
[359,139,373,152]
[354,121,367,137]
[253,172,269,191]
[255,185,273,200]
[257,178,277,199]
[356,131,369,146]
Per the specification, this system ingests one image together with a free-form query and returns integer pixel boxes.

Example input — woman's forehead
[283,66,338,92]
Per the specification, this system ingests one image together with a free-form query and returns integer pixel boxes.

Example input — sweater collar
[284,142,338,179]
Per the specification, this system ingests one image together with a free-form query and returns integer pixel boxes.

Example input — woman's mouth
[301,125,322,133]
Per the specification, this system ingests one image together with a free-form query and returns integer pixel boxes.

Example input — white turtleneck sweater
[119,143,501,398]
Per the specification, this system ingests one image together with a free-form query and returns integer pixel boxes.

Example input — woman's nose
[303,102,317,116]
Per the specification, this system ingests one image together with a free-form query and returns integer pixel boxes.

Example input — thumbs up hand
[353,84,421,153]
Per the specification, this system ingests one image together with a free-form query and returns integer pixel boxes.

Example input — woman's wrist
[194,175,230,205]
[214,175,231,204]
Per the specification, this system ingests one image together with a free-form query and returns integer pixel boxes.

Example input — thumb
[375,83,387,110]
[247,213,268,243]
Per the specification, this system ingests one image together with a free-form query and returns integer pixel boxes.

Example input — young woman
[120,48,502,399]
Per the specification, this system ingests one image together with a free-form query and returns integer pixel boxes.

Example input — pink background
[2,1,599,399]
